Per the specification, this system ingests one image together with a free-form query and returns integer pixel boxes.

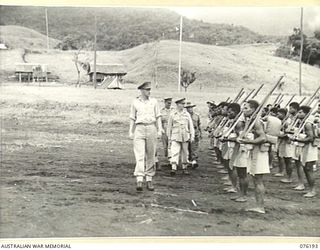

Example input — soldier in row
[208,97,318,213]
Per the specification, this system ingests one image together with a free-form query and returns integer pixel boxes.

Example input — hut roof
[88,63,127,75]
[15,63,48,72]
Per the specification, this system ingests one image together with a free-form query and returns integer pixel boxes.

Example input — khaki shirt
[129,96,161,124]
[167,110,195,142]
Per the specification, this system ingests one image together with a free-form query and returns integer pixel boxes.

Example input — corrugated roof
[88,63,127,75]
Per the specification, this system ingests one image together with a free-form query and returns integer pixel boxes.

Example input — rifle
[235,90,245,103]
[284,94,296,109]
[251,84,264,99]
[305,86,320,106]
[240,89,255,105]
[215,88,245,135]
[272,93,282,106]
[277,94,284,106]
[241,75,285,138]
[232,88,245,103]
[293,101,318,138]
[299,96,306,105]
[281,95,318,134]
[225,97,231,103]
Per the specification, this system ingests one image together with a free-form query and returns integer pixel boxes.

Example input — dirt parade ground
[1,84,320,238]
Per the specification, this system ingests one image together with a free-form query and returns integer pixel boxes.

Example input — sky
[168,7,320,36]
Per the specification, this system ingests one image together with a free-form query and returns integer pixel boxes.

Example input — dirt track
[1,85,320,238]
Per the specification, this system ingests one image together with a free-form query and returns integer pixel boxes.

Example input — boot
[191,160,199,169]
[170,164,177,176]
[170,169,176,176]
[146,181,155,191]
[136,181,143,192]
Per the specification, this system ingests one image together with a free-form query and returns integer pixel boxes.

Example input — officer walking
[167,98,195,175]
[129,82,162,192]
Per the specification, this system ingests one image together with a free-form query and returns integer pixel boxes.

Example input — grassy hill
[0,25,60,50]
[1,39,319,93]
[0,6,283,50]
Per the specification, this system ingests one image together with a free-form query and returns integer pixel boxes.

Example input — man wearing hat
[185,102,202,168]
[160,97,174,162]
[167,98,195,175]
[129,82,162,192]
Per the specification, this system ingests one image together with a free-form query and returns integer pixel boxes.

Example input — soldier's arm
[228,121,244,142]
[295,122,314,143]
[129,103,136,137]
[154,100,162,134]
[247,121,267,145]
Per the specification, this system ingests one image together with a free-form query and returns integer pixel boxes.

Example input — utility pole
[178,16,183,92]
[45,8,49,50]
[93,14,97,89]
[154,41,159,88]
[299,7,303,96]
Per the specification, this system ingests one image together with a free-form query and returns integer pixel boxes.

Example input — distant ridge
[0,25,60,49]
[0,6,283,50]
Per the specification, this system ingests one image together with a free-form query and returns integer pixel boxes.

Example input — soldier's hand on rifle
[238,138,250,144]
[157,130,162,138]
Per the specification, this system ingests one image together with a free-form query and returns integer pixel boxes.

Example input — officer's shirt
[167,110,195,142]
[130,96,161,124]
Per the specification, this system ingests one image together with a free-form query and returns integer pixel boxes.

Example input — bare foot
[245,207,265,214]
[235,197,247,202]
[293,184,305,191]
[280,178,292,183]
[303,191,316,198]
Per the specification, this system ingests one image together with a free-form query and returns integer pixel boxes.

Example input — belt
[136,122,156,126]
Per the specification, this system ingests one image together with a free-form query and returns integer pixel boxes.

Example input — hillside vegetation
[0,25,60,49]
[1,38,319,93]
[0,6,283,50]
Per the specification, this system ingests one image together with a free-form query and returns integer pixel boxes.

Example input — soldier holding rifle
[290,105,318,198]
[231,76,284,213]
[237,100,269,214]
[278,102,300,184]
[220,103,242,194]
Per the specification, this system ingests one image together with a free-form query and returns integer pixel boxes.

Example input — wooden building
[88,63,127,83]
[15,63,49,82]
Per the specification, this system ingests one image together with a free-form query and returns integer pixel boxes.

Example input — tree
[180,69,196,92]
[275,28,320,66]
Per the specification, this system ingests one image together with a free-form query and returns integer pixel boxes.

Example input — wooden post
[93,14,97,89]
[299,7,303,96]
[45,8,49,50]
[178,16,183,92]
